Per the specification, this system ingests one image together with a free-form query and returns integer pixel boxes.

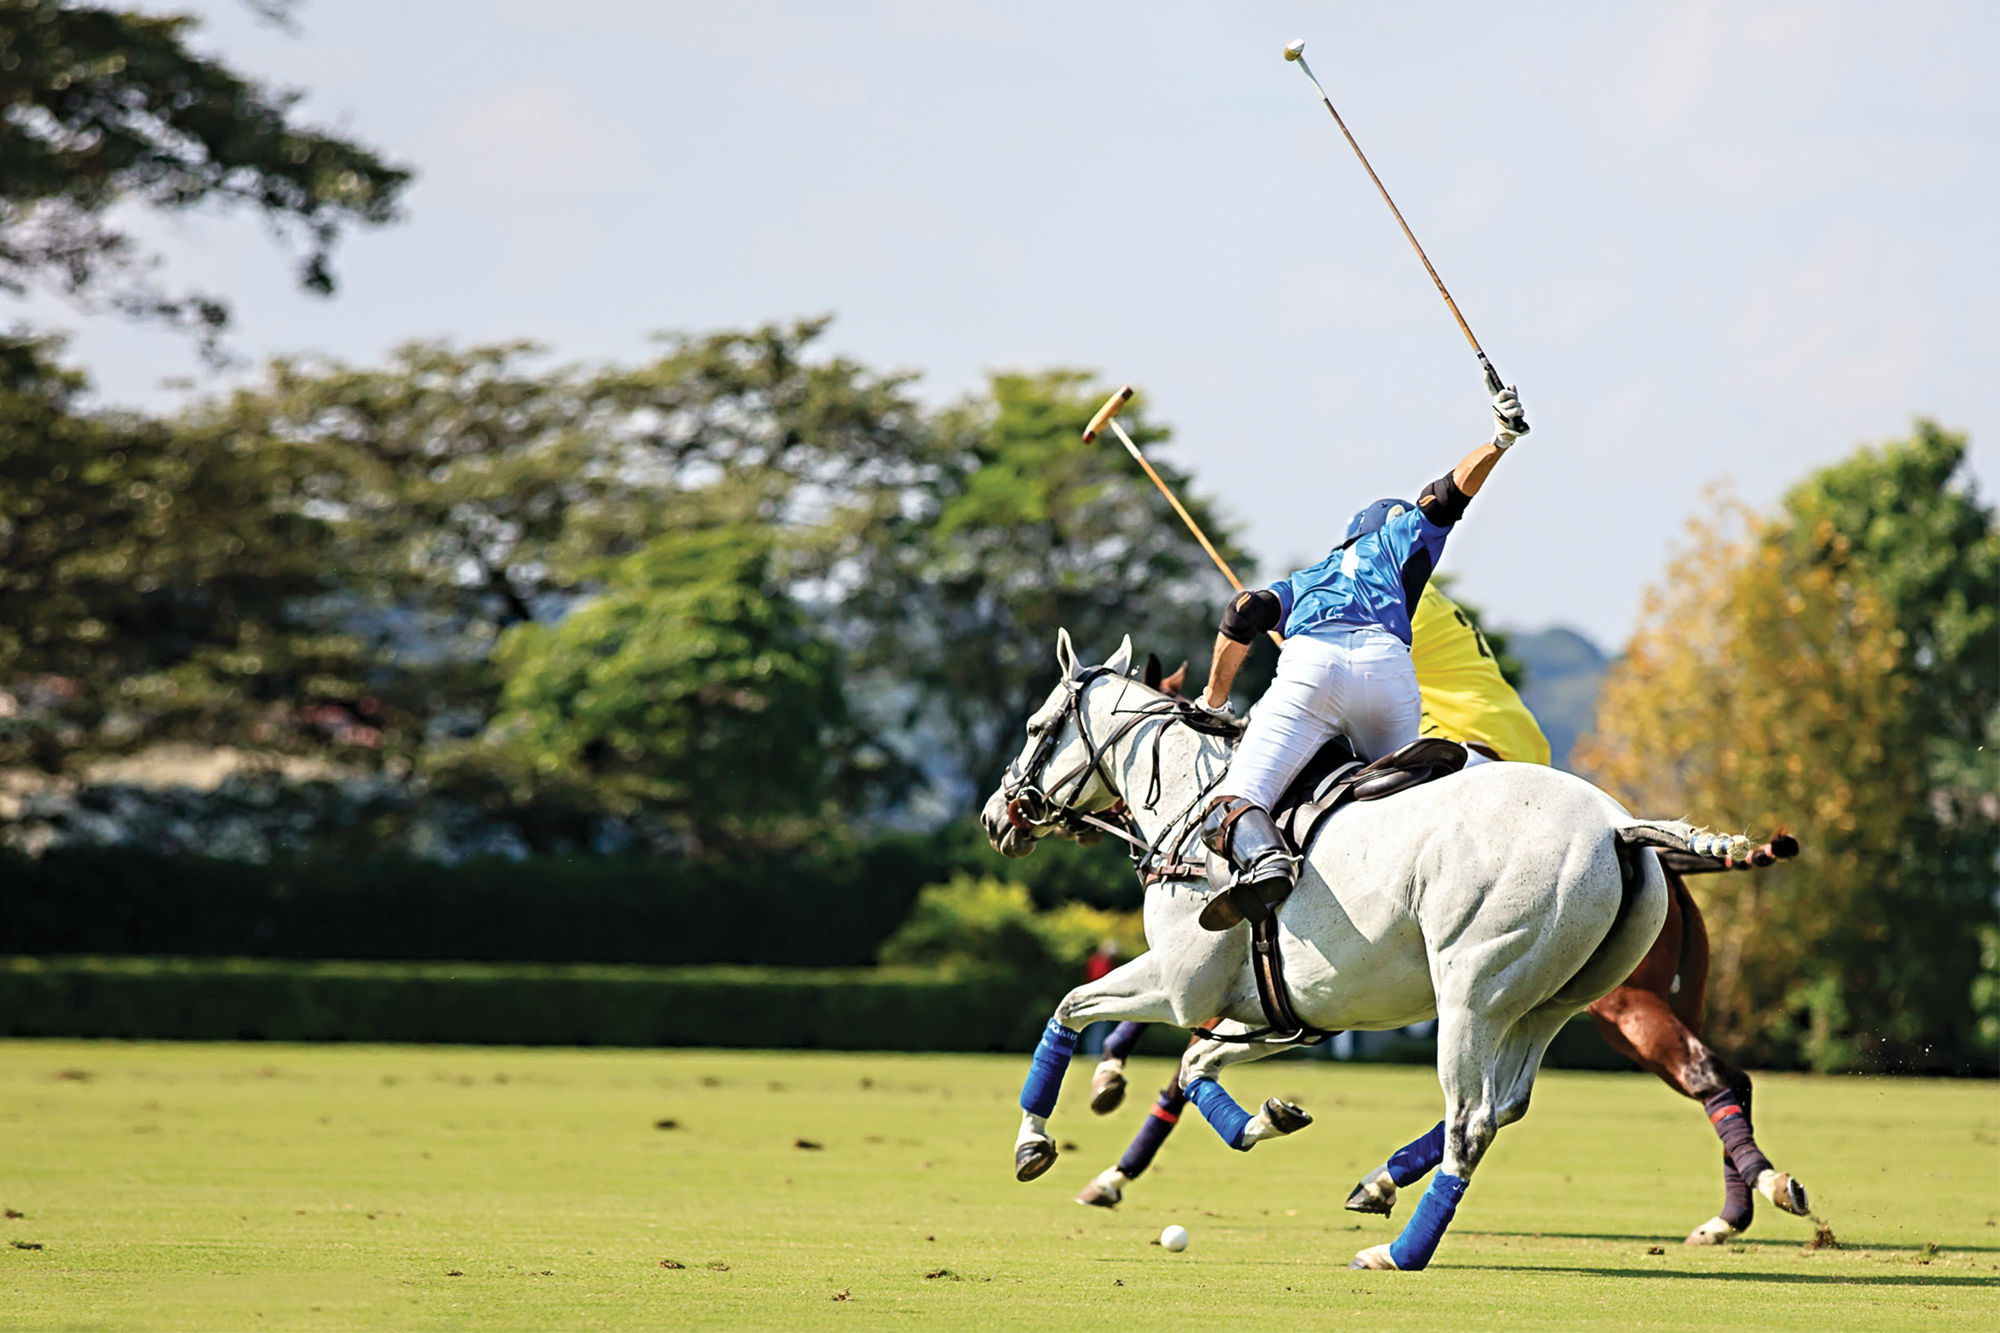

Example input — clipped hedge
[0,828,1141,967]
[0,956,1634,1067]
[0,956,1056,1050]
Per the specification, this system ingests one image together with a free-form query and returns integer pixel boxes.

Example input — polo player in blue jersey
[1191,383,1530,930]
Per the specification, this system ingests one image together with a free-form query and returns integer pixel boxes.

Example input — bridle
[1000,667,1232,846]
[1001,666,1128,838]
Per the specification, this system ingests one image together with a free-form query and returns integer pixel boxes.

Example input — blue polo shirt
[1269,501,1454,646]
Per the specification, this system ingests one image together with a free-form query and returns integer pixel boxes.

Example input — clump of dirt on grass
[707,1262,731,1272]
[924,1268,961,1281]
[654,1119,680,1130]
[11,1240,43,1251]
[53,1069,91,1082]
[831,1289,850,1301]
[659,1259,685,1270]
[1803,1219,1842,1251]
[4,1208,23,1219]
[795,1138,823,1150]
[1645,1246,1665,1256]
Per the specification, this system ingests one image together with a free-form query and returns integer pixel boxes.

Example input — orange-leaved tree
[1575,491,1922,1070]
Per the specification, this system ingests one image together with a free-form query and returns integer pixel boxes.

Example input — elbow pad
[1219,589,1282,644]
[1417,472,1471,525]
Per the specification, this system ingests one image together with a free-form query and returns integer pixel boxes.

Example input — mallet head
[1283,38,1306,62]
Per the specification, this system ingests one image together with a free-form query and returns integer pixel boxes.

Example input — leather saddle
[1270,736,1470,857]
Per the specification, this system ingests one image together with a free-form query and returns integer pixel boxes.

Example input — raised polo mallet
[1283,37,1525,424]
[1083,385,1281,648]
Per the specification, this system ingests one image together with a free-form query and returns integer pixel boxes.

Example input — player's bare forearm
[1202,634,1250,708]
[1452,440,1505,497]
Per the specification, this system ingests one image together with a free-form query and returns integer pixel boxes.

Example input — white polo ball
[1159,1224,1189,1252]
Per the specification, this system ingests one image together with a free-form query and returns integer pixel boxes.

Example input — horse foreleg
[1014,955,1174,1184]
[1078,1027,1204,1208]
[1077,1076,1187,1208]
[1087,1021,1148,1116]
[1175,1024,1315,1152]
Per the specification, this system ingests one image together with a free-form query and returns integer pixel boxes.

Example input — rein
[1002,667,1322,1048]
[1001,669,1233,880]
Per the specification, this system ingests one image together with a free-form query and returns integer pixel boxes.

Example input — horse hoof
[1756,1169,1810,1217]
[1684,1216,1743,1246]
[1262,1097,1313,1135]
[1075,1169,1125,1209]
[1348,1243,1400,1271]
[1015,1138,1057,1183]
[1344,1168,1398,1216]
[1089,1060,1128,1115]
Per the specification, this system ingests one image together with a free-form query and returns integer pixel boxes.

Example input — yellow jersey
[1410,584,1552,766]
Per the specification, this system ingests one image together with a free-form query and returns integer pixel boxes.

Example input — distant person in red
[1078,940,1122,1054]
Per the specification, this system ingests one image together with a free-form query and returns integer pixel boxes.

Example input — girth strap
[1193,914,1330,1046]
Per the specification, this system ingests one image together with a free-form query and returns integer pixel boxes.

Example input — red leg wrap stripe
[1150,1105,1180,1125]
[1708,1104,1744,1126]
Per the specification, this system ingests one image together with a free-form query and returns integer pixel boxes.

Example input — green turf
[0,1042,1994,1331]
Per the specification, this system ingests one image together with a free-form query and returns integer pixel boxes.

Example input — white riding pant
[1218,626,1422,812]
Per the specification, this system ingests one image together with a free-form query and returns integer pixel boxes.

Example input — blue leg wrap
[1184,1078,1253,1151]
[1018,1019,1080,1117]
[1387,1172,1467,1271]
[1386,1120,1447,1187]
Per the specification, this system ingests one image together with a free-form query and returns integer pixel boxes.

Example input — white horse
[981,631,1751,1271]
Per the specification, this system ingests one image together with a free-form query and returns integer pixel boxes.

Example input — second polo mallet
[1283,37,1525,426]
[1083,386,1282,648]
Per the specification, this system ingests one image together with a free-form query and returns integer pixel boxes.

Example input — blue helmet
[1344,497,1415,544]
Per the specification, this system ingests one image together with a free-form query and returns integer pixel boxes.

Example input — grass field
[0,1041,1994,1331]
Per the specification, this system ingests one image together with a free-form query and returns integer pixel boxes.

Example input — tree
[465,519,848,853]
[0,0,409,348]
[1578,424,1998,1071]
[0,337,372,769]
[859,372,1251,801]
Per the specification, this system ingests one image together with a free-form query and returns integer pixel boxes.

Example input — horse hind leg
[1352,1008,1568,1272]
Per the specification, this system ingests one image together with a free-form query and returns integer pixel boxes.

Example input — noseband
[1002,668,1202,837]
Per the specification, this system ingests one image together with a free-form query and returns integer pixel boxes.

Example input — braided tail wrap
[1616,820,1753,862]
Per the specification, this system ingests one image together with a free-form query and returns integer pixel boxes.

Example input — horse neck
[1081,676,1230,847]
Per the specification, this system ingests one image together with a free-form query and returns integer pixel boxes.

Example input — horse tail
[1614,820,1754,862]
[1547,820,1697,1008]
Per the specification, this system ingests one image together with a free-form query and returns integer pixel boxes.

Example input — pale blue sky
[29,1,1998,646]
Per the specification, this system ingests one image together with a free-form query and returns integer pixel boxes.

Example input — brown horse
[1077,836,1809,1246]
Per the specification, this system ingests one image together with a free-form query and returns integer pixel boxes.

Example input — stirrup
[1197,873,1294,932]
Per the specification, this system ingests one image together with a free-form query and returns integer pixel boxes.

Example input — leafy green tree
[860,371,1250,799]
[0,0,409,346]
[465,521,848,853]
[0,337,371,769]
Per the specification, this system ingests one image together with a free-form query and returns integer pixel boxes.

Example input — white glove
[1491,386,1529,449]
[1193,695,1235,720]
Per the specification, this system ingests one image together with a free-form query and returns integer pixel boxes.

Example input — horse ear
[1143,653,1164,689]
[1104,634,1134,678]
[1055,628,1080,678]
[1160,661,1189,696]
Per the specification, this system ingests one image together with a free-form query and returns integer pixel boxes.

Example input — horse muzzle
[982,791,1040,858]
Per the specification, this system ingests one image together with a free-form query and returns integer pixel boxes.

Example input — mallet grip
[1081,385,1134,443]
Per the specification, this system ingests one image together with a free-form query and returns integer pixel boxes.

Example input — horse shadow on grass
[1469,1231,2000,1255]
[1473,1264,2000,1290]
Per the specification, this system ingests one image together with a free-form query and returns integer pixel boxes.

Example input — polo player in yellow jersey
[1075,585,1552,1207]
[1408,583,1550,768]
